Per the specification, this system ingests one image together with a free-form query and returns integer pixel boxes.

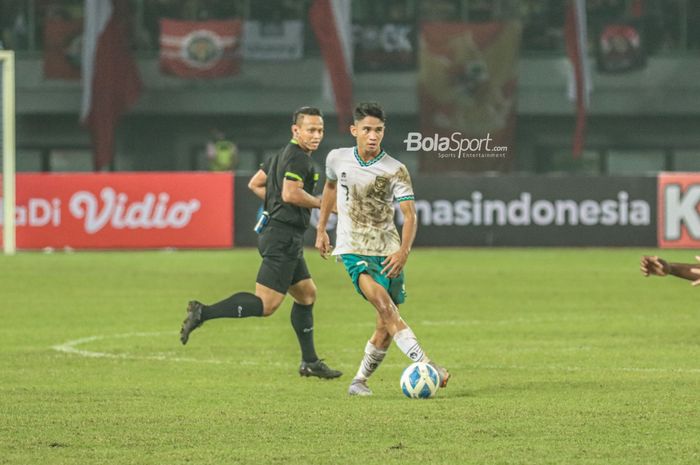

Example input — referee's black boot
[299,359,343,379]
[180,300,203,345]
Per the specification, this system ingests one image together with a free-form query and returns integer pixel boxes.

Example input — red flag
[629,0,644,18]
[159,19,243,78]
[564,0,591,159]
[43,17,83,80]
[309,0,353,132]
[80,0,141,171]
[419,22,521,173]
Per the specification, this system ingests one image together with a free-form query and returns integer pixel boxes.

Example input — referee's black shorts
[256,222,311,294]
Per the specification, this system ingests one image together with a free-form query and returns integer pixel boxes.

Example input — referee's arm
[248,169,267,200]
[281,178,321,209]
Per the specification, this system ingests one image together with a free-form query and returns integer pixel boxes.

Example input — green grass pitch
[1,248,698,465]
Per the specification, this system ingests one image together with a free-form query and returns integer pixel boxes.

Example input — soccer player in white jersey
[315,102,450,396]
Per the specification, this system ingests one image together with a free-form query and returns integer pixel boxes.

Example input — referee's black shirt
[261,139,318,231]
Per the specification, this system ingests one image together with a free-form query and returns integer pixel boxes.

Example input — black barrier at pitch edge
[233,175,657,247]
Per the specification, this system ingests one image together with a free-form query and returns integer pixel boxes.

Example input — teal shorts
[340,254,407,305]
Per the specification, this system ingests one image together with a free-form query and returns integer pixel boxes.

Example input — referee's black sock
[201,292,263,321]
[291,302,319,363]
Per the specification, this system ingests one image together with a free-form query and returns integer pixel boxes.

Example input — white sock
[354,341,388,381]
[393,327,429,363]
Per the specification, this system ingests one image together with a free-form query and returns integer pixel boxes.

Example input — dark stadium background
[2,0,699,249]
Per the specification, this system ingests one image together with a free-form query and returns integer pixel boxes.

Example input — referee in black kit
[180,106,342,379]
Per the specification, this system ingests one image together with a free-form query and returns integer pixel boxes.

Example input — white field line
[50,331,700,375]
[51,332,229,365]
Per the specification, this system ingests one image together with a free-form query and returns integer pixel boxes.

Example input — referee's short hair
[354,102,386,123]
[293,106,323,125]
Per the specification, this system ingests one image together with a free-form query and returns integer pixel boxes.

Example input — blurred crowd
[1,0,699,53]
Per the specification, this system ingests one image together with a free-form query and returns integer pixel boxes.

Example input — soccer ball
[400,362,439,399]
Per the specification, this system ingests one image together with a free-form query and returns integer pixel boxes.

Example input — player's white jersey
[325,146,414,256]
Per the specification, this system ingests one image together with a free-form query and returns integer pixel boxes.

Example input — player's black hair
[292,106,323,125]
[353,102,386,123]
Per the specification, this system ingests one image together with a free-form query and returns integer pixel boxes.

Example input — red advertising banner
[159,19,243,78]
[657,172,700,248]
[0,173,233,249]
[418,22,521,172]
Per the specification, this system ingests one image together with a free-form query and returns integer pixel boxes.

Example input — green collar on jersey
[290,139,298,145]
[353,146,386,167]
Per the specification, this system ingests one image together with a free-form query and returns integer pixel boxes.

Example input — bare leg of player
[356,274,450,388]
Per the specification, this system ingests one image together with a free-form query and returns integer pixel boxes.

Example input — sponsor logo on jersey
[373,176,390,195]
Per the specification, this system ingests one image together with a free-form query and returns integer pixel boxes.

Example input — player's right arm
[640,255,700,285]
[248,169,267,200]
[315,180,336,259]
[316,150,338,259]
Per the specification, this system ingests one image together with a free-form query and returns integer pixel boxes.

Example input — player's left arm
[381,200,417,278]
[248,169,267,200]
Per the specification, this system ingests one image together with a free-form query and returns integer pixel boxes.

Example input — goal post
[0,50,16,255]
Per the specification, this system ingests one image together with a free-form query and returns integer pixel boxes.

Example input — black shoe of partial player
[180,300,203,345]
[299,359,343,379]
